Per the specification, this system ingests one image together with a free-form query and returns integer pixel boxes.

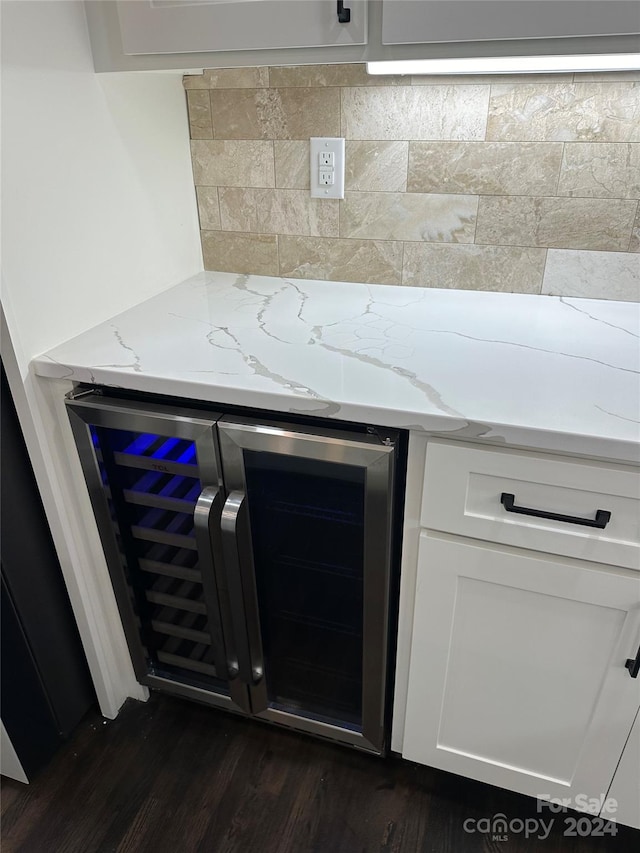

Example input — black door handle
[625,646,640,678]
[337,1,351,23]
[500,493,611,529]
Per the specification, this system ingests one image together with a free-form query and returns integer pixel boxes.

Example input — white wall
[2,0,202,356]
[1,0,203,716]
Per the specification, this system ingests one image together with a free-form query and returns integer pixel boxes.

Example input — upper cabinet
[85,1,639,72]
[381,1,640,46]
[116,0,367,55]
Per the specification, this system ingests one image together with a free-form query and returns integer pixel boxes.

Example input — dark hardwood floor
[2,694,637,852]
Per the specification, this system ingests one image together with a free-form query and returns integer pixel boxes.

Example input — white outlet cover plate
[310,137,345,199]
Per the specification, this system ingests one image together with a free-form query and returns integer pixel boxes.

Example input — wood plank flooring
[2,694,637,852]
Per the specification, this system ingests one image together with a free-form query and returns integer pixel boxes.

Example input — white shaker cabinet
[381,1,640,46]
[400,438,640,819]
[115,0,367,55]
[86,1,638,71]
[403,531,640,806]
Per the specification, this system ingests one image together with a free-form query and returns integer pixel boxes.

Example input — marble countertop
[33,271,640,463]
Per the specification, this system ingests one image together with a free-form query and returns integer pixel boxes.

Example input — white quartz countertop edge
[32,271,640,465]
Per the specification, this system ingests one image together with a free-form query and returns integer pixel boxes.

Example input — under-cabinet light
[366,53,640,75]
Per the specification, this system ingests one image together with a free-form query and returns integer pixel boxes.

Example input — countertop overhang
[32,271,640,464]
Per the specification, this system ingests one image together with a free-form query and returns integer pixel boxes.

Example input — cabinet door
[66,393,251,715]
[217,416,397,753]
[382,1,640,45]
[606,708,640,830]
[403,532,640,805]
[117,0,367,55]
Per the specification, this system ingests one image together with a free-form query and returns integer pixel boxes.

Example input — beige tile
[268,63,402,87]
[575,71,640,83]
[408,141,563,195]
[557,143,640,198]
[278,237,403,284]
[186,91,213,139]
[184,67,269,89]
[402,243,546,293]
[196,187,220,230]
[630,204,640,252]
[201,231,278,275]
[211,87,340,139]
[219,188,338,237]
[542,249,639,301]
[342,86,490,141]
[190,140,274,187]
[345,142,408,192]
[412,73,573,85]
[340,192,477,243]
[184,73,208,90]
[274,141,309,189]
[476,196,638,251]
[487,82,640,142]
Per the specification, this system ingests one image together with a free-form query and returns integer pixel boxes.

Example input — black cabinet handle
[337,1,351,23]
[500,493,612,529]
[625,646,640,678]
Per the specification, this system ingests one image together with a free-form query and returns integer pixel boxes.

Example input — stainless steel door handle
[220,491,265,686]
[194,486,237,680]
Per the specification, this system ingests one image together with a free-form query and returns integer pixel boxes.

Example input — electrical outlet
[310,138,345,199]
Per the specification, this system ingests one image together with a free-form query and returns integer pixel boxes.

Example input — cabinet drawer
[421,440,640,570]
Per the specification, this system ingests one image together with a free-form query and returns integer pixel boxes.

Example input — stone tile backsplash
[475,196,637,251]
[184,64,640,301]
[486,82,640,142]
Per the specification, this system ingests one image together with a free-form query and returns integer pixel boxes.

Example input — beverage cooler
[65,389,402,754]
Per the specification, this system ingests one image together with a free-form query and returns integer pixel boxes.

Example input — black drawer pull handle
[625,646,640,679]
[500,493,611,529]
[337,1,351,23]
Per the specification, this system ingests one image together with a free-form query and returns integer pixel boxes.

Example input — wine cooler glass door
[65,393,250,714]
[218,418,397,754]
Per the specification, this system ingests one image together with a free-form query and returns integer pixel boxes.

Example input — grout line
[271,140,276,190]
[392,238,545,250]
[216,187,223,231]
[628,200,640,252]
[539,248,549,294]
[555,142,565,195]
[206,110,214,139]
[194,185,203,231]
[405,141,411,193]
[400,241,406,285]
[483,82,491,142]
[185,91,195,139]
[209,90,216,140]
[472,195,480,244]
